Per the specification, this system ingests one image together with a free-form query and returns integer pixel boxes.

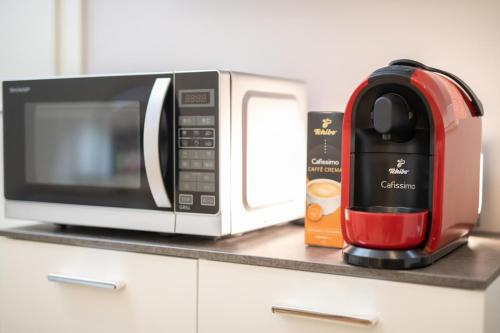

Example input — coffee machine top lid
[388,59,484,117]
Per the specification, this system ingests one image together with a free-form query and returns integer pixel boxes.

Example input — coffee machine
[341,60,483,269]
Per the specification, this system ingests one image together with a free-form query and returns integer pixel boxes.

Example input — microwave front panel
[174,71,219,214]
[3,74,174,211]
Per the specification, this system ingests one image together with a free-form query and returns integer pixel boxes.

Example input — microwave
[2,71,307,236]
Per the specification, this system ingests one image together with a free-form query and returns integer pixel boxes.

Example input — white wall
[0,0,57,228]
[1,0,499,232]
[85,0,500,232]
[0,0,56,107]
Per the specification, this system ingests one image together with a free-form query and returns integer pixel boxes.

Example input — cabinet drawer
[198,260,484,333]
[0,237,197,333]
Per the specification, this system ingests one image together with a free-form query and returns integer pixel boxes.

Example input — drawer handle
[271,305,377,327]
[47,273,125,290]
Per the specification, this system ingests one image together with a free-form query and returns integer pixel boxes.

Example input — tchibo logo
[9,86,31,93]
[322,118,332,128]
[388,158,410,175]
[314,118,337,136]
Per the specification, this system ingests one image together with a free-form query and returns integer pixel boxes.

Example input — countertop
[1,222,500,290]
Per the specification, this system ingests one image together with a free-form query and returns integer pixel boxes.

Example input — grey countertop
[1,222,500,290]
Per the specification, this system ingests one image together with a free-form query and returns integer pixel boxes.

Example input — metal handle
[271,305,377,327]
[47,273,125,290]
[144,77,172,208]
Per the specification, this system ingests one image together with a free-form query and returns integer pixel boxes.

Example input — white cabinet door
[0,237,197,333]
[198,260,485,333]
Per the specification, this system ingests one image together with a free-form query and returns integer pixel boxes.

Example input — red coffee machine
[341,60,483,269]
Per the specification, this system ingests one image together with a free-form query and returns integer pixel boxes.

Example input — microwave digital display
[179,89,214,108]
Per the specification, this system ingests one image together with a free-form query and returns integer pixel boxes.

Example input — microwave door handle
[144,77,172,208]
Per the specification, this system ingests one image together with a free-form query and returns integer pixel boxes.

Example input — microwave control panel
[174,72,219,214]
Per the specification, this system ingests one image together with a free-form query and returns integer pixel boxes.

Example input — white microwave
[2,71,307,236]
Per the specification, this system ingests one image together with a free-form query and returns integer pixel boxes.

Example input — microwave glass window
[24,101,141,189]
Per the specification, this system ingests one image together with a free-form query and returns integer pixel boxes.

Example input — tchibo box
[305,112,344,248]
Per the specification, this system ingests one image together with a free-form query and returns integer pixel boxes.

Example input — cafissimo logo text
[380,158,415,190]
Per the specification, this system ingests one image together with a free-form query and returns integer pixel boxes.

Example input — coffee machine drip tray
[343,237,468,269]
[345,208,428,249]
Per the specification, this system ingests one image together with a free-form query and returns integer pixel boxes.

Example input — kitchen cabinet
[0,238,197,333]
[198,260,500,333]
[1,223,500,333]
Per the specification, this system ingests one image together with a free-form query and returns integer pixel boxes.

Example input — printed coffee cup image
[306,178,341,216]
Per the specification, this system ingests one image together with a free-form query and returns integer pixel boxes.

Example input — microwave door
[4,74,175,215]
[144,78,172,208]
[4,74,177,232]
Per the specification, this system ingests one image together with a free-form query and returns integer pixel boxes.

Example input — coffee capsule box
[305,111,344,248]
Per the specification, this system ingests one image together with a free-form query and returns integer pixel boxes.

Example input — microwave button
[180,129,189,137]
[202,160,215,170]
[179,171,199,181]
[203,130,214,137]
[202,139,214,148]
[180,139,191,147]
[200,150,215,159]
[198,182,215,192]
[179,181,197,192]
[181,150,202,159]
[179,160,190,169]
[197,116,215,126]
[191,160,203,169]
[199,172,215,182]
[200,195,216,206]
[189,150,203,160]
[178,194,194,205]
[179,116,197,126]
[192,130,201,137]
[193,139,201,147]
[179,150,190,159]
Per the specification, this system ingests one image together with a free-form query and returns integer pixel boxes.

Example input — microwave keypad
[177,127,217,211]
[179,171,215,182]
[175,71,218,214]
[177,145,216,207]
[178,150,215,171]
[178,127,215,149]
[180,138,214,148]
[178,170,216,193]
[179,115,215,126]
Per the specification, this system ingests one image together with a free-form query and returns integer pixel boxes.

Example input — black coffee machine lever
[372,93,414,141]
[389,59,484,117]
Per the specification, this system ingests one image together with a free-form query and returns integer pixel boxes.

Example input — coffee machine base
[343,237,468,269]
